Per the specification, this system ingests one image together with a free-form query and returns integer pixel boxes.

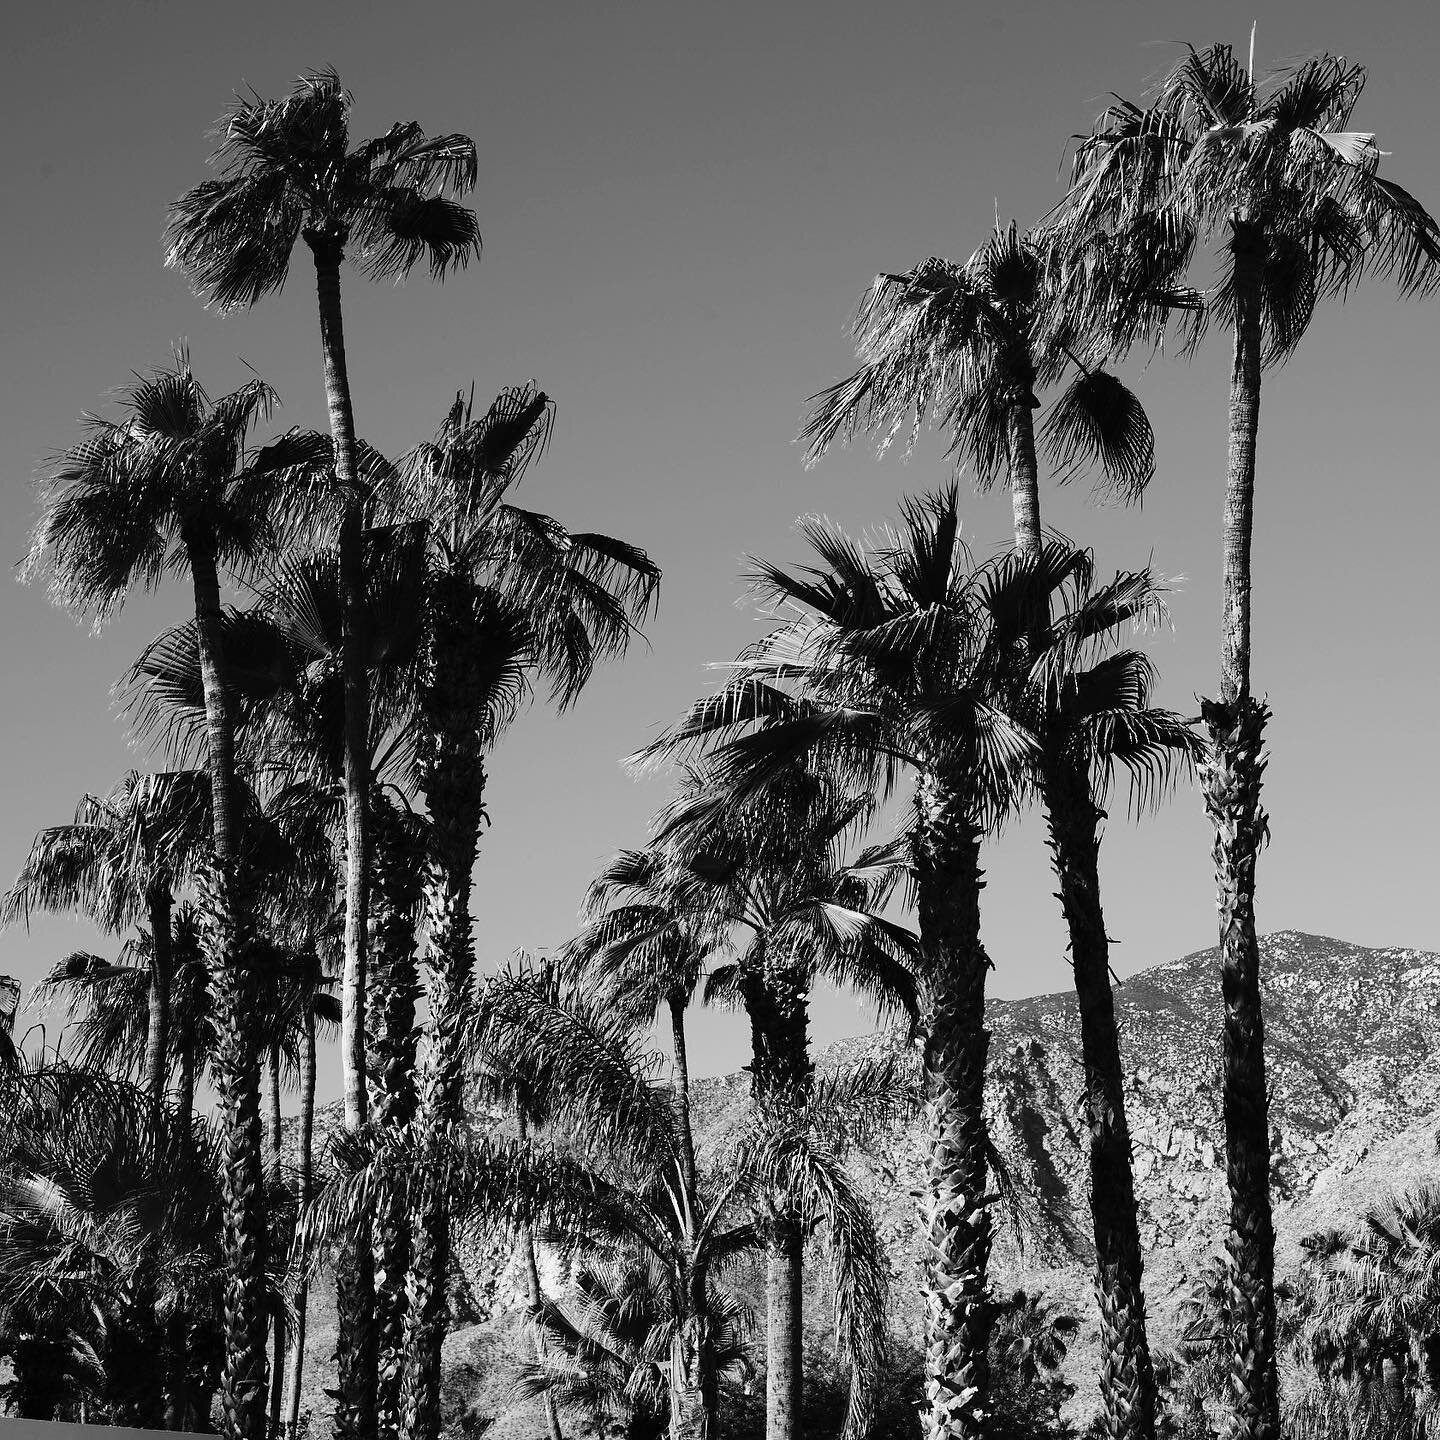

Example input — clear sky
[2,1,1437,1107]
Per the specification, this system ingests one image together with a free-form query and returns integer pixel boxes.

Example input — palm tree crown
[165,68,481,309]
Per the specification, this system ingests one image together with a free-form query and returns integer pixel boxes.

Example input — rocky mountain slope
[297,931,1440,1435]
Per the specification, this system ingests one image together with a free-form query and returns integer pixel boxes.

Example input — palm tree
[127,517,429,1440]
[640,487,1038,1440]
[565,843,717,1201]
[24,355,287,1440]
[1060,44,1440,1439]
[0,1065,230,1429]
[41,911,213,1146]
[644,765,919,1440]
[802,222,1203,1440]
[169,79,479,1429]
[3,769,210,1110]
[166,66,482,1161]
[516,1253,750,1440]
[386,384,658,1440]
[312,970,892,1440]
[801,218,1195,553]
[979,543,1202,1440]
[1288,1183,1440,1436]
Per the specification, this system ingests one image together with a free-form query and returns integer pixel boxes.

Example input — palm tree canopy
[24,356,284,622]
[124,523,428,798]
[3,770,212,935]
[562,842,721,1030]
[166,67,481,309]
[1062,44,1440,362]
[973,538,1204,816]
[637,485,1039,832]
[393,385,661,710]
[802,219,1200,502]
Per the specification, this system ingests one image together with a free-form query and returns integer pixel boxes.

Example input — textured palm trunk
[268,1046,283,1159]
[401,575,488,1440]
[913,776,993,1440]
[668,1300,718,1440]
[669,992,699,1203]
[1004,368,1043,556]
[200,861,269,1440]
[746,963,812,1440]
[140,882,174,1428]
[1043,753,1157,1440]
[283,1004,317,1440]
[267,1040,285,1440]
[368,801,423,1440]
[190,546,268,1440]
[766,1214,803,1440]
[516,1113,565,1440]
[144,884,173,1111]
[1205,218,1278,1440]
[307,232,378,1440]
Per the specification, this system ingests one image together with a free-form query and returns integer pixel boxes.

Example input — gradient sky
[2,1,1437,1108]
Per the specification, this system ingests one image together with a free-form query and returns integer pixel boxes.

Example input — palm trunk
[269,1046,283,1159]
[283,1004,317,1440]
[913,776,993,1440]
[306,232,377,1440]
[669,1300,718,1440]
[267,1043,285,1440]
[201,862,268,1440]
[1043,754,1157,1440]
[517,1113,564,1440]
[669,993,699,1203]
[401,577,488,1440]
[766,1215,803,1440]
[141,883,174,1429]
[145,884,174,1111]
[747,965,812,1440]
[1005,375,1043,556]
[190,545,268,1440]
[368,801,423,1440]
[1205,218,1278,1440]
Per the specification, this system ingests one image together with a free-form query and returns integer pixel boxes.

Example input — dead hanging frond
[1039,366,1155,502]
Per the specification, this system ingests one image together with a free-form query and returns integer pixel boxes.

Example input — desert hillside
[290,931,1440,1435]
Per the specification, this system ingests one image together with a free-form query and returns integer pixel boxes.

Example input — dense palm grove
[2,43,1439,1440]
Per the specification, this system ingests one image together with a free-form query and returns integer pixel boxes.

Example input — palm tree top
[2,770,211,935]
[24,353,281,622]
[1062,43,1440,357]
[392,383,661,714]
[639,486,1039,826]
[166,67,482,309]
[802,218,1199,502]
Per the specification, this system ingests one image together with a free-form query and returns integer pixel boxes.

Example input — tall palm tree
[1060,44,1440,1439]
[127,516,429,1440]
[24,355,287,1440]
[984,545,1201,1440]
[640,487,1037,1440]
[565,843,717,1200]
[169,80,479,1430]
[802,221,1202,1440]
[648,765,919,1440]
[386,385,659,1440]
[3,769,210,1110]
[166,66,482,1157]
